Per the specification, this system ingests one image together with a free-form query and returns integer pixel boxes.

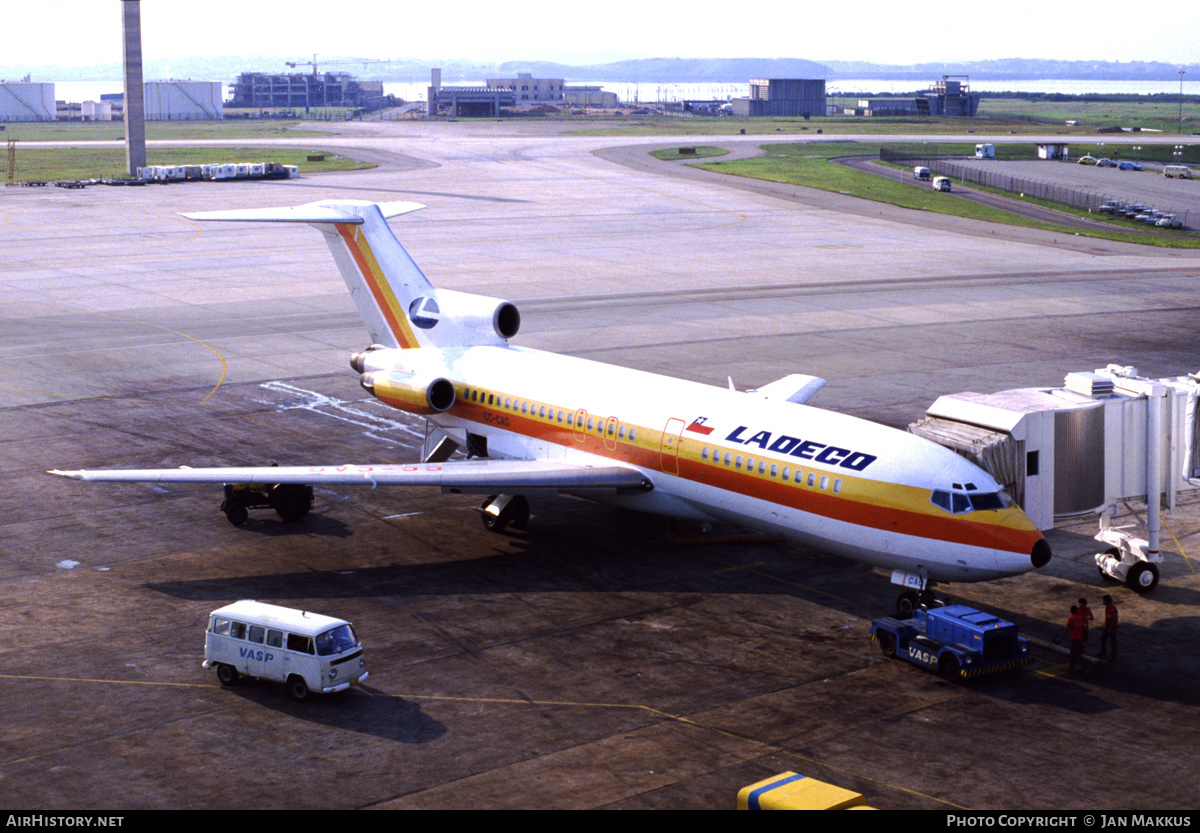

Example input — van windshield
[315,624,358,656]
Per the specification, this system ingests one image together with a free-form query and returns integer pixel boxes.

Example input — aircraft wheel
[215,664,239,686]
[270,484,312,522]
[509,495,530,530]
[288,676,310,701]
[480,496,508,533]
[482,512,508,533]
[878,632,897,658]
[896,591,919,619]
[1126,561,1160,594]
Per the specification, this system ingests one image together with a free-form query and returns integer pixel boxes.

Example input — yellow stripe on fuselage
[377,381,1044,557]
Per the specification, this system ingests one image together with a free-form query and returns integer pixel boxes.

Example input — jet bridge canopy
[911,367,1200,531]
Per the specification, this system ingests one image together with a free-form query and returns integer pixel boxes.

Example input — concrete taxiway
[3,121,1200,810]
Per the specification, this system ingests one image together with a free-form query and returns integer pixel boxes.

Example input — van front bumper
[322,670,368,694]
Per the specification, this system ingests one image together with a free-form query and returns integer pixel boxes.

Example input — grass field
[5,145,372,182]
[649,146,729,161]
[692,142,1200,248]
[0,119,330,142]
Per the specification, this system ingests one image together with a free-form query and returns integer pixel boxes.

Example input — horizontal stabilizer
[182,201,425,225]
[751,373,828,404]
[50,460,651,495]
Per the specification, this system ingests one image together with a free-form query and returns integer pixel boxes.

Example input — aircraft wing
[751,373,828,404]
[49,460,652,496]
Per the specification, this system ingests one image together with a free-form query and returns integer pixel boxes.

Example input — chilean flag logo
[685,417,714,435]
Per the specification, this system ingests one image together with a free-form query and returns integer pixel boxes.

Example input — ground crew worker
[1098,595,1118,661]
[1054,604,1087,672]
[1078,597,1094,646]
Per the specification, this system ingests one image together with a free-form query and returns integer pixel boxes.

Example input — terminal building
[485,73,565,108]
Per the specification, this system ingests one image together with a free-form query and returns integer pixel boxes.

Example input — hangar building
[143,81,222,120]
[732,79,825,118]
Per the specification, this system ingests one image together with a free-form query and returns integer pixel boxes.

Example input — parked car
[1077,155,1099,165]
[1156,214,1183,229]
[1118,161,1142,171]
[1123,203,1149,218]
[1098,200,1125,214]
[1097,158,1117,168]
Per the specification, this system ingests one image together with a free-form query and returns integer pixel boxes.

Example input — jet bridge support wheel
[1126,561,1160,594]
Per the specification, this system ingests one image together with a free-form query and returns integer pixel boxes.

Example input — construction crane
[285,55,402,76]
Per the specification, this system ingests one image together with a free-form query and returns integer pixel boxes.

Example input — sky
[2,0,1196,69]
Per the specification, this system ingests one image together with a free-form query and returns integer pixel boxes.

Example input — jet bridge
[910,365,1200,593]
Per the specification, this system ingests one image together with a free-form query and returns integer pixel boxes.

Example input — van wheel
[216,664,239,685]
[288,676,310,701]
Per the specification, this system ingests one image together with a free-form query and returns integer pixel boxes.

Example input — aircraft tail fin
[184,200,519,350]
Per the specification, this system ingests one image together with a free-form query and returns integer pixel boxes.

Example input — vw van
[203,600,368,699]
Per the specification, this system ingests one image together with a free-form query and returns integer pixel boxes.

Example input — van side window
[230,621,247,640]
[266,629,283,648]
[248,625,265,644]
[211,617,231,636]
[287,633,314,654]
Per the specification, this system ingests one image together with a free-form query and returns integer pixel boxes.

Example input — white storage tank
[0,82,55,122]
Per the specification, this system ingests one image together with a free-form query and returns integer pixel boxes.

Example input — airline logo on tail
[409,297,442,330]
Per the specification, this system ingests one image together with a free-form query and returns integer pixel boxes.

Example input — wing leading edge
[49,459,652,496]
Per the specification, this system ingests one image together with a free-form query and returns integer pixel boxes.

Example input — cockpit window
[931,488,1013,515]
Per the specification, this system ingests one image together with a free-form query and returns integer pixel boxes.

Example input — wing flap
[50,460,651,495]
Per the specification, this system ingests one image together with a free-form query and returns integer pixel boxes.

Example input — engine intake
[361,370,456,414]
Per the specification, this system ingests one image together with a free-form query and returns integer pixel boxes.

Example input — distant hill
[4,56,1195,85]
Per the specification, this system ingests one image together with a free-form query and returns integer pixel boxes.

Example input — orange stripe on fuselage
[335,223,420,349]
[431,395,1044,557]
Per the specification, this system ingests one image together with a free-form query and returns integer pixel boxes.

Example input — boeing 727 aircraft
[52,200,1051,607]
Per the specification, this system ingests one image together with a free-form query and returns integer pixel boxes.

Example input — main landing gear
[477,494,530,533]
[221,482,313,526]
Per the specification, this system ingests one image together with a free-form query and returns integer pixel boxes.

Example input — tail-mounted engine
[407,289,520,347]
[360,369,456,414]
[353,345,456,415]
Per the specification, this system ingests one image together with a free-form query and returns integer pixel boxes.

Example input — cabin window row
[461,386,637,441]
[700,447,842,493]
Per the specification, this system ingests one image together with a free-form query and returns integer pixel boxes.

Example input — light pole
[1180,70,1186,136]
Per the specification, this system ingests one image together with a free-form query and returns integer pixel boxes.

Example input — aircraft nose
[1031,538,1052,568]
